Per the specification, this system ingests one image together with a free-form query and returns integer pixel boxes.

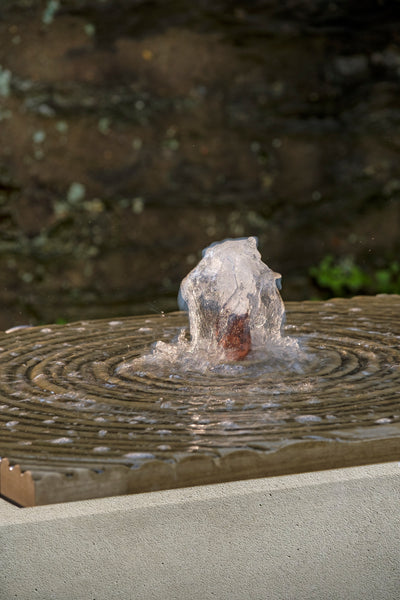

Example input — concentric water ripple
[0,297,399,473]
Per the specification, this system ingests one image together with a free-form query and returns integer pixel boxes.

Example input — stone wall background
[0,0,399,328]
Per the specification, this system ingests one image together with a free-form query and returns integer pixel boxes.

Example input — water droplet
[93,446,110,453]
[157,444,171,451]
[220,420,240,430]
[124,452,155,463]
[5,325,32,334]
[295,415,323,424]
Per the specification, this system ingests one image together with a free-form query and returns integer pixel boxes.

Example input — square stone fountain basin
[0,296,399,598]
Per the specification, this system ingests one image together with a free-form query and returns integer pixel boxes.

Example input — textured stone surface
[1,463,399,600]
[0,296,399,505]
[1,1,400,327]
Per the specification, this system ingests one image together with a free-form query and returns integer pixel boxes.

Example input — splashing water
[124,237,301,374]
[179,236,285,359]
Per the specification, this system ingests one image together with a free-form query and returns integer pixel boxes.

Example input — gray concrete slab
[1,462,399,600]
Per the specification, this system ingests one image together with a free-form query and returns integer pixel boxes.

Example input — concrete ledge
[1,462,399,600]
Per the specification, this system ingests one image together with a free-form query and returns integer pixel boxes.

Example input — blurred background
[0,0,399,329]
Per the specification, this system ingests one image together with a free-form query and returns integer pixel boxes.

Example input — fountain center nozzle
[178,237,285,360]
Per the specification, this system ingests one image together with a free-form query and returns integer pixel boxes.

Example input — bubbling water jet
[178,237,285,361]
[121,236,300,374]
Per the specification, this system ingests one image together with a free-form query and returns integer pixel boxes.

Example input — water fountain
[1,237,399,598]
[0,237,398,507]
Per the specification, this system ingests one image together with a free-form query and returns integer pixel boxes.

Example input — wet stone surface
[0,296,399,480]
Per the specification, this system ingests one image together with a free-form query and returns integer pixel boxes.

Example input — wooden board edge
[0,457,36,507]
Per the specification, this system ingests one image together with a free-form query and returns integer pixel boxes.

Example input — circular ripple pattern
[0,297,399,470]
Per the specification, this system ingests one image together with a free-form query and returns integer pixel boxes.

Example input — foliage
[310,255,400,297]
[375,261,400,294]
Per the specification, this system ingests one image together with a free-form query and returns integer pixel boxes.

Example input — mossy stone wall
[1,1,399,326]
